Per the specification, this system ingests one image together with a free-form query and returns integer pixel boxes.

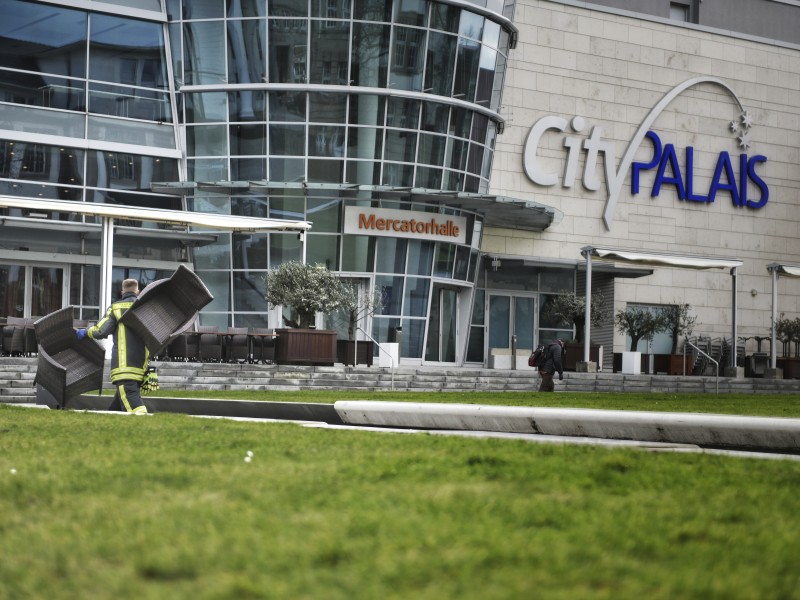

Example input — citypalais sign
[522,77,770,230]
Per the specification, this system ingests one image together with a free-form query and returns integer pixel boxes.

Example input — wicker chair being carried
[119,265,214,354]
[33,307,105,409]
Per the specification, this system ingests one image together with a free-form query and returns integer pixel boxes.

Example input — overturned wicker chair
[119,265,214,354]
[33,306,105,409]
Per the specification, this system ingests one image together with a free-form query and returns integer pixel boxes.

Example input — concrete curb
[333,401,800,452]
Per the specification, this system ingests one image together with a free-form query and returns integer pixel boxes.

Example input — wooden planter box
[337,339,374,367]
[777,357,800,379]
[274,329,337,366]
[562,343,602,371]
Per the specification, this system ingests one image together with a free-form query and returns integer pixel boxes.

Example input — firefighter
[77,278,149,414]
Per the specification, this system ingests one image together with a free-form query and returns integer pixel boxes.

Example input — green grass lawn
[2,403,799,600]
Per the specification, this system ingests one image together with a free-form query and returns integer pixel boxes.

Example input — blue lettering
[685,147,709,202]
[631,131,661,194]
[746,155,769,209]
[708,152,740,205]
[652,143,685,199]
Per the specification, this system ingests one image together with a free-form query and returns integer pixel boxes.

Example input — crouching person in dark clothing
[77,279,149,414]
[538,339,565,392]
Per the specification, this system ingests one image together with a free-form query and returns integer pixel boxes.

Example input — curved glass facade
[0,0,516,365]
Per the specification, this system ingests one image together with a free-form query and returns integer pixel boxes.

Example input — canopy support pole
[100,216,114,315]
[583,249,592,363]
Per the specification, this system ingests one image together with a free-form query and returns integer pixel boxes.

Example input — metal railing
[686,340,719,394]
[357,326,394,390]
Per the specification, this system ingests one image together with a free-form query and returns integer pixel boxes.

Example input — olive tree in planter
[263,261,344,365]
[543,291,607,370]
[330,282,385,366]
[776,315,800,378]
[614,306,667,352]
[660,303,697,374]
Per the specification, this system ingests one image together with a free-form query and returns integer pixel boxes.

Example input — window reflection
[269,18,308,83]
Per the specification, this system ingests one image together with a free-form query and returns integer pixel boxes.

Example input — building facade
[1,0,798,369]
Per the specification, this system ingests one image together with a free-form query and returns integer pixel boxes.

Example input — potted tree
[264,261,344,365]
[776,315,800,378]
[331,282,385,366]
[614,306,666,374]
[660,303,697,375]
[543,291,607,371]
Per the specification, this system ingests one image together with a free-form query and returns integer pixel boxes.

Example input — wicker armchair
[33,307,105,409]
[119,265,214,354]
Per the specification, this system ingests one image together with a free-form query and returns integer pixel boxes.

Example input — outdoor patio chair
[225,327,250,363]
[3,316,28,356]
[197,325,222,362]
[33,306,105,409]
[250,328,275,364]
[119,265,214,354]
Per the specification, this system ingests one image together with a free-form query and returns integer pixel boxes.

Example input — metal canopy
[580,246,744,368]
[151,181,564,233]
[0,195,311,316]
[767,263,800,369]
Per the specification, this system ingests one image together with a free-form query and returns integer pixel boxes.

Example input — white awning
[587,247,743,270]
[770,264,800,278]
[0,196,312,232]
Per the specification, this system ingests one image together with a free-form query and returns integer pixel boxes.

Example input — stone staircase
[2,357,800,404]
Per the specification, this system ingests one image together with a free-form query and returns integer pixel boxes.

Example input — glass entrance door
[488,293,537,352]
[425,285,458,363]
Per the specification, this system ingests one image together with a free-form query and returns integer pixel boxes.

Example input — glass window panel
[306,234,339,270]
[406,239,433,275]
[376,275,403,315]
[464,174,479,193]
[268,19,308,83]
[341,235,374,272]
[233,232,269,269]
[230,123,266,155]
[450,107,471,138]
[187,158,228,181]
[434,243,455,278]
[400,317,424,358]
[269,0,308,17]
[421,102,449,134]
[515,296,535,349]
[86,151,178,191]
[0,2,87,77]
[349,94,384,126]
[184,21,227,85]
[454,245,470,280]
[353,0,392,22]
[198,271,232,313]
[539,294,572,329]
[393,0,427,27]
[471,288,485,325]
[231,157,266,180]
[0,264,24,317]
[1,142,84,187]
[269,232,302,267]
[187,124,228,156]
[539,268,574,293]
[227,19,266,85]
[403,276,429,317]
[193,234,232,270]
[376,237,407,274]
[229,90,266,121]
[424,32,457,97]
[475,46,496,106]
[269,194,304,220]
[269,157,304,181]
[347,126,382,160]
[459,11,484,40]
[346,160,380,185]
[307,197,341,232]
[269,124,306,155]
[418,133,446,166]
[231,195,269,218]
[386,97,420,130]
[269,91,306,122]
[445,138,468,171]
[352,23,389,88]
[468,249,479,282]
[310,21,350,85]
[384,130,417,162]
[415,166,441,189]
[471,113,489,142]
[187,92,227,123]
[88,82,170,122]
[0,72,84,112]
[312,0,352,18]
[389,26,425,91]
[466,325,484,362]
[442,169,464,192]
[430,4,460,33]
[453,37,481,102]
[309,93,347,123]
[482,19,501,48]
[381,162,413,187]
[183,0,224,19]
[489,295,510,349]
[307,158,344,183]
[0,104,82,138]
[309,125,345,156]
[230,0,265,17]
[234,271,267,312]
[121,24,163,69]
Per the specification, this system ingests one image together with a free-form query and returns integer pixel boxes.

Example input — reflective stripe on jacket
[87,291,149,383]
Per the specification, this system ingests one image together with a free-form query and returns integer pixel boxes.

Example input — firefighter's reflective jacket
[87,291,149,383]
